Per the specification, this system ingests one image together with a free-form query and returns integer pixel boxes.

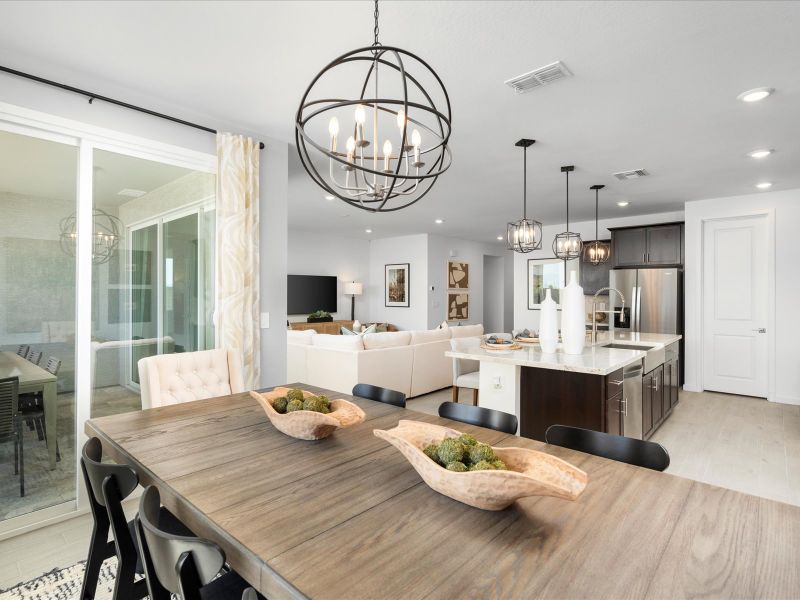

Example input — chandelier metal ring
[295,41,452,212]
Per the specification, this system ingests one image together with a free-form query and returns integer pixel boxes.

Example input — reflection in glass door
[129,225,157,385]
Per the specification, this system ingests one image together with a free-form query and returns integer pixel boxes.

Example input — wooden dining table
[1,351,59,469]
[86,383,800,600]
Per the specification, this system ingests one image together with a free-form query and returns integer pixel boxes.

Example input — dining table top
[0,351,57,385]
[86,383,800,600]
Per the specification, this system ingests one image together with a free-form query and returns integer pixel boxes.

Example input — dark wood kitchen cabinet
[520,367,624,441]
[610,223,683,268]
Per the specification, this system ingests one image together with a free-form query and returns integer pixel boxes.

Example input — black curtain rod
[0,64,265,150]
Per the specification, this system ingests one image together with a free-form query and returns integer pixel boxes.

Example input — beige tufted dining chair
[137,349,245,410]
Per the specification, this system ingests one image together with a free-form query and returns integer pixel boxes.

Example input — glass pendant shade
[553,165,582,260]
[507,138,542,253]
[585,184,610,264]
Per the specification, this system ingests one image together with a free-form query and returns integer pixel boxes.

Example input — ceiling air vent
[504,61,572,94]
[613,169,650,181]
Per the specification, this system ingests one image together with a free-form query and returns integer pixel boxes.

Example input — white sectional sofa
[287,324,484,398]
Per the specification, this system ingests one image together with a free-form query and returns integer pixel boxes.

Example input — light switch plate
[260,312,269,329]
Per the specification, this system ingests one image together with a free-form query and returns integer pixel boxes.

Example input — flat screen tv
[287,275,338,315]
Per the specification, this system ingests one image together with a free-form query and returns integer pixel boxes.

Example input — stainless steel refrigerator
[609,268,683,335]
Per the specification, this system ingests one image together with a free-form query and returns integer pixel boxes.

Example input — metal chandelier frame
[294,0,452,212]
[507,138,543,253]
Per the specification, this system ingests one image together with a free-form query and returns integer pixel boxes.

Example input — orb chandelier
[59,208,122,265]
[553,165,582,260]
[506,138,542,253]
[294,0,452,212]
[585,184,610,265]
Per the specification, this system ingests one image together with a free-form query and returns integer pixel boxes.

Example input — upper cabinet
[610,223,683,268]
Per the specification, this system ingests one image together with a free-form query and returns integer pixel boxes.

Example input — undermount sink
[602,343,655,351]
[602,343,664,372]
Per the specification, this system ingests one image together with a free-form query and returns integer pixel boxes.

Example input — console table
[289,320,354,335]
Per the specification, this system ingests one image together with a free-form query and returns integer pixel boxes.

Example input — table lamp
[344,281,363,321]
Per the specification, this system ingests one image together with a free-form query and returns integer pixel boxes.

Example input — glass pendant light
[553,165,582,260]
[506,139,542,253]
[585,184,610,264]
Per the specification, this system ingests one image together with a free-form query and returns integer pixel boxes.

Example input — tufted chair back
[138,349,245,409]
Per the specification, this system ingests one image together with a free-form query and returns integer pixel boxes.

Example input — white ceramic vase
[538,288,559,354]
[560,270,586,355]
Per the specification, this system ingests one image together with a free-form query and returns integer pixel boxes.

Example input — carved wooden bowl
[250,387,366,440]
[374,420,587,510]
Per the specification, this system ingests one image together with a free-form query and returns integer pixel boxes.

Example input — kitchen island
[445,331,682,441]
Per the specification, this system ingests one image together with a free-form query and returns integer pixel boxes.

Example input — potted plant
[307,310,333,323]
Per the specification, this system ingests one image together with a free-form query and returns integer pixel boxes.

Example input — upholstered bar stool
[449,338,480,405]
[137,349,245,409]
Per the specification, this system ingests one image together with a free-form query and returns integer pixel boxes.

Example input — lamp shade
[344,282,363,296]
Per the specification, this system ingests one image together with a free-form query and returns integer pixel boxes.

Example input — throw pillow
[341,324,377,336]
[437,320,449,330]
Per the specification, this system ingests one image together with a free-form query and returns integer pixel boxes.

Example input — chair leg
[14,435,19,475]
[452,386,459,403]
[17,420,24,497]
[472,388,479,406]
[34,416,44,441]
[80,518,111,600]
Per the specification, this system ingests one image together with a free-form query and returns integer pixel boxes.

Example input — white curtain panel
[215,132,260,389]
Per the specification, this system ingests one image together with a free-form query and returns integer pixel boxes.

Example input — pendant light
[553,165,582,260]
[585,184,610,264]
[506,139,542,253]
[294,0,452,212]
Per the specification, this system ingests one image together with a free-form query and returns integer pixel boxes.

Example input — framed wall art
[448,292,469,320]
[385,263,410,307]
[447,260,469,289]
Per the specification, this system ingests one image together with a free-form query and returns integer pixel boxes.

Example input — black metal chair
[437,401,518,435]
[16,344,29,357]
[0,376,24,496]
[80,437,193,600]
[544,425,671,472]
[352,383,406,408]
[135,486,262,600]
[26,350,42,365]
[19,357,61,448]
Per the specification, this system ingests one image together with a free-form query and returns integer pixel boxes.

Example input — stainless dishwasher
[622,360,644,439]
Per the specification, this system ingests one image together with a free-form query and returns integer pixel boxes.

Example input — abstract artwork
[385,263,410,307]
[448,292,469,320]
[447,261,469,289]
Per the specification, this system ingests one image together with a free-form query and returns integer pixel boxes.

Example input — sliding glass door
[0,108,216,535]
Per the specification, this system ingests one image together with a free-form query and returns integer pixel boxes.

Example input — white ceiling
[0,1,798,242]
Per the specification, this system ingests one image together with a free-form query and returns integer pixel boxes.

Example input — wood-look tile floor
[1,387,797,591]
[408,387,800,506]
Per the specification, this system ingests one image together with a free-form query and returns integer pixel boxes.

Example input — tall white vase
[538,288,559,354]
[560,270,586,355]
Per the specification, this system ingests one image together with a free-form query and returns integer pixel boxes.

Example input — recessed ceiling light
[435,219,444,224]
[365,228,373,233]
[747,148,774,159]
[117,188,146,198]
[737,87,774,103]
[324,194,335,200]
[756,182,772,190]
[617,201,629,207]
[497,236,503,241]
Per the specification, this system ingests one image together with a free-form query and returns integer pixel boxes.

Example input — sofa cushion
[363,331,411,350]
[312,334,364,351]
[409,328,451,345]
[450,324,484,339]
[287,329,316,345]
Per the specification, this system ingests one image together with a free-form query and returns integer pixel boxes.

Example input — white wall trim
[693,208,776,402]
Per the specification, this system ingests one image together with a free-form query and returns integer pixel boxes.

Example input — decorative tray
[374,420,587,510]
[250,387,365,440]
[480,341,523,351]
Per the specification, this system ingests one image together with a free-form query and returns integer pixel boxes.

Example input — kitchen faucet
[592,287,626,344]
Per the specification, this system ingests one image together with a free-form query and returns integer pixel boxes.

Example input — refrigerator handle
[630,285,638,331]
[636,286,642,332]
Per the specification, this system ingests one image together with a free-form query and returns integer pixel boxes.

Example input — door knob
[752,328,766,333]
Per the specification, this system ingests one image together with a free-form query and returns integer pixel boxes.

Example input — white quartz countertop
[445,331,682,376]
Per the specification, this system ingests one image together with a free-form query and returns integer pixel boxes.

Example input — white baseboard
[681,384,702,393]
[772,394,800,406]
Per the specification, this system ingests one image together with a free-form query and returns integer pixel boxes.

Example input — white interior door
[703,215,768,397]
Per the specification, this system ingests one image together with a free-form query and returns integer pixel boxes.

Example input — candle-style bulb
[383,140,392,156]
[354,105,366,125]
[346,136,356,153]
[397,109,406,129]
[328,117,339,138]
[411,129,421,147]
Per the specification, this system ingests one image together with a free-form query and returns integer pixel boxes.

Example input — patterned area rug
[0,558,119,600]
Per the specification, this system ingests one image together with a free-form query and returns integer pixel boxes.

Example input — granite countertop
[445,331,682,376]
